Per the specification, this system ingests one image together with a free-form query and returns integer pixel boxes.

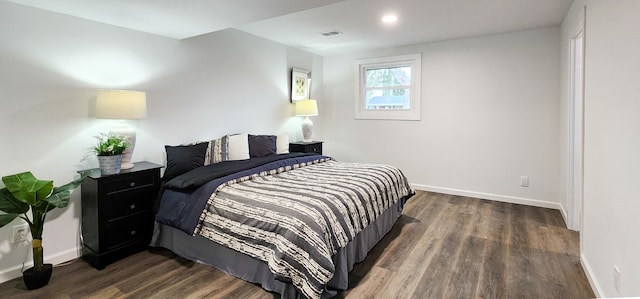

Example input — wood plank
[375,192,447,272]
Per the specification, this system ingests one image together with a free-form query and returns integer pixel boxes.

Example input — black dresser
[80,161,163,270]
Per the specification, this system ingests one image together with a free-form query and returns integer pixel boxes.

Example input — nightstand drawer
[105,213,152,249]
[104,188,153,220]
[105,173,156,194]
[307,143,322,153]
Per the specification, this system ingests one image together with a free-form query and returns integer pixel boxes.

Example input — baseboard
[412,184,563,211]
[0,246,82,284]
[580,253,604,297]
[559,205,569,228]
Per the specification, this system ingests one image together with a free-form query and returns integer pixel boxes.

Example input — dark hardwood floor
[0,191,594,298]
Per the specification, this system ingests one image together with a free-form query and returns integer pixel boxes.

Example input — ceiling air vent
[320,30,342,37]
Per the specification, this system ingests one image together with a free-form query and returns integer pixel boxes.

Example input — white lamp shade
[295,99,318,116]
[96,90,147,119]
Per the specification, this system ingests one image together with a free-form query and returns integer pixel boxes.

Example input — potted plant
[0,171,86,289]
[91,133,128,175]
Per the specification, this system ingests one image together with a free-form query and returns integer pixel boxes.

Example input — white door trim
[568,15,585,232]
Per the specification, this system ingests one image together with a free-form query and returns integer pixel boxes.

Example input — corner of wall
[559,204,569,228]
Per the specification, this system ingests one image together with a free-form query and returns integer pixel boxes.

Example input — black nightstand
[289,141,323,155]
[80,161,163,270]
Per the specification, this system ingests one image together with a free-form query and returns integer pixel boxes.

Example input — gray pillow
[248,135,277,158]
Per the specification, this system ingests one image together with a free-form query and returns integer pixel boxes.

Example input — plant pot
[23,263,53,290]
[98,155,122,175]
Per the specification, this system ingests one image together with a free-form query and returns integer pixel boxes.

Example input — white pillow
[276,134,289,154]
[228,133,250,160]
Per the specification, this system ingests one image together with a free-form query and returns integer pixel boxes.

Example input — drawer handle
[130,182,136,187]
[130,230,136,236]
[313,148,318,152]
[130,204,136,210]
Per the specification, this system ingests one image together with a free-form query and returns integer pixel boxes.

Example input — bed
[150,137,414,299]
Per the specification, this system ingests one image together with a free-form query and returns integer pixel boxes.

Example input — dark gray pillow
[248,135,277,158]
[163,142,208,181]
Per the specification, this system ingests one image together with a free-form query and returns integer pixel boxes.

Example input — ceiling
[239,0,573,55]
[5,0,344,39]
[6,0,573,55]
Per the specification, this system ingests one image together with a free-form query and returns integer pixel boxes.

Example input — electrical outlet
[12,224,29,243]
[614,266,621,294]
[520,176,529,187]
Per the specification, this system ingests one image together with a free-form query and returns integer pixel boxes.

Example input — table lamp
[295,99,318,142]
[96,90,147,169]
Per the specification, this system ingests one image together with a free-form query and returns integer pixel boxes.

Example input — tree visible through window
[365,66,412,110]
[355,54,421,120]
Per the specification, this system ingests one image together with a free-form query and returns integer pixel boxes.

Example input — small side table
[80,161,163,270]
[289,141,323,155]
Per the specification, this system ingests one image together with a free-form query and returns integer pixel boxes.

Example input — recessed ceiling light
[382,15,398,23]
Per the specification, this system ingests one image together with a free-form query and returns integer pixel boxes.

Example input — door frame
[568,16,585,232]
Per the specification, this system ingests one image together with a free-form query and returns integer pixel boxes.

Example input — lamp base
[110,121,136,170]
[302,117,313,142]
[120,162,135,170]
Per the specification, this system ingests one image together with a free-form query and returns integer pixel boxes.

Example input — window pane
[356,53,421,120]
[365,66,412,87]
[365,89,410,110]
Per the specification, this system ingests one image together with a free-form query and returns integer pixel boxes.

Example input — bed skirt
[150,195,410,298]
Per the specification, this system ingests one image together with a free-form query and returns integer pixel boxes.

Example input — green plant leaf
[1,171,86,236]
[92,133,128,156]
[0,188,29,214]
[46,189,71,209]
[2,172,53,206]
[37,181,54,201]
[0,213,19,227]
[45,173,87,208]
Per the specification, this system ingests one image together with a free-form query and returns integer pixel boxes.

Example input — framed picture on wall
[291,68,311,102]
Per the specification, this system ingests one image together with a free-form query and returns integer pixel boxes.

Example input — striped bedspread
[194,158,413,299]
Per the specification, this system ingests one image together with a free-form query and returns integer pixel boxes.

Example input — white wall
[577,0,640,296]
[0,2,321,282]
[321,28,562,209]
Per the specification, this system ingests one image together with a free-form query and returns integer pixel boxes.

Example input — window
[355,54,421,120]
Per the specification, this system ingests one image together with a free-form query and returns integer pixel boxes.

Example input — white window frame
[355,54,421,120]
